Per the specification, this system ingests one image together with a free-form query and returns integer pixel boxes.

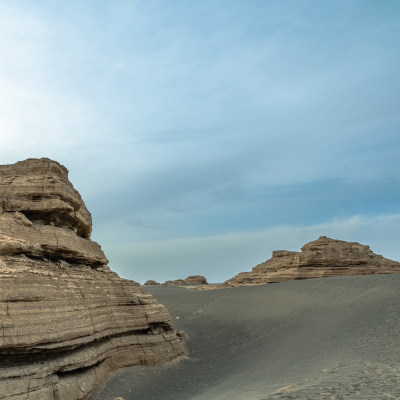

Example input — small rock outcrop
[0,159,185,400]
[224,236,400,286]
[163,276,208,286]
[164,279,185,285]
[144,280,160,286]
[184,275,208,285]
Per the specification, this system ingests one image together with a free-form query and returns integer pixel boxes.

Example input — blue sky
[1,0,399,283]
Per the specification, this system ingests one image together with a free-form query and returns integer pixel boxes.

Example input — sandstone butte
[0,158,186,400]
[224,236,400,287]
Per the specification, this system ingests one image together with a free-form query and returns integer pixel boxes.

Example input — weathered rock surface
[0,158,91,238]
[0,158,185,400]
[224,236,400,286]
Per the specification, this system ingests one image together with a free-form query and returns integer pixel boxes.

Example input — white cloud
[0,78,95,154]
[0,3,110,165]
[0,1,398,287]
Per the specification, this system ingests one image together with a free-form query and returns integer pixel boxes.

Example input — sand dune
[93,274,400,399]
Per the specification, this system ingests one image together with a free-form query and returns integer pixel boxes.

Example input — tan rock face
[224,236,400,286]
[0,158,185,400]
[0,158,92,238]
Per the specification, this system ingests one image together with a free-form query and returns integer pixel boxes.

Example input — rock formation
[144,280,160,286]
[163,276,208,286]
[184,275,208,285]
[164,279,185,286]
[0,158,185,400]
[224,236,400,286]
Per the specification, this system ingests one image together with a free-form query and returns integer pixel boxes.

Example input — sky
[0,0,399,283]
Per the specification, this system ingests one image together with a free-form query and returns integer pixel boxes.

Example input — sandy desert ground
[93,274,400,400]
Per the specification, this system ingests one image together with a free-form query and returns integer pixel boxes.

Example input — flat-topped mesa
[224,236,400,286]
[0,159,185,400]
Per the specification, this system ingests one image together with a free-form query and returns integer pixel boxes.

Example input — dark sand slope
[93,275,400,399]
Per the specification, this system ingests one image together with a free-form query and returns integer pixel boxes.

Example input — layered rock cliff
[0,158,185,400]
[224,236,400,286]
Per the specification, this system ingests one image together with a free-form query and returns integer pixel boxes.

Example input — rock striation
[0,158,185,400]
[224,236,400,286]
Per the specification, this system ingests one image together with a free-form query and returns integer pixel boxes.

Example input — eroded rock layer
[224,236,400,286]
[0,158,185,400]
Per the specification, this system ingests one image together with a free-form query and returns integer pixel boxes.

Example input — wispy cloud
[0,1,399,280]
[104,213,400,283]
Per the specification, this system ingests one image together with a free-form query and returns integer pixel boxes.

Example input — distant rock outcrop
[164,279,186,285]
[0,158,185,400]
[184,275,208,285]
[164,275,208,286]
[224,236,400,286]
[144,280,160,286]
